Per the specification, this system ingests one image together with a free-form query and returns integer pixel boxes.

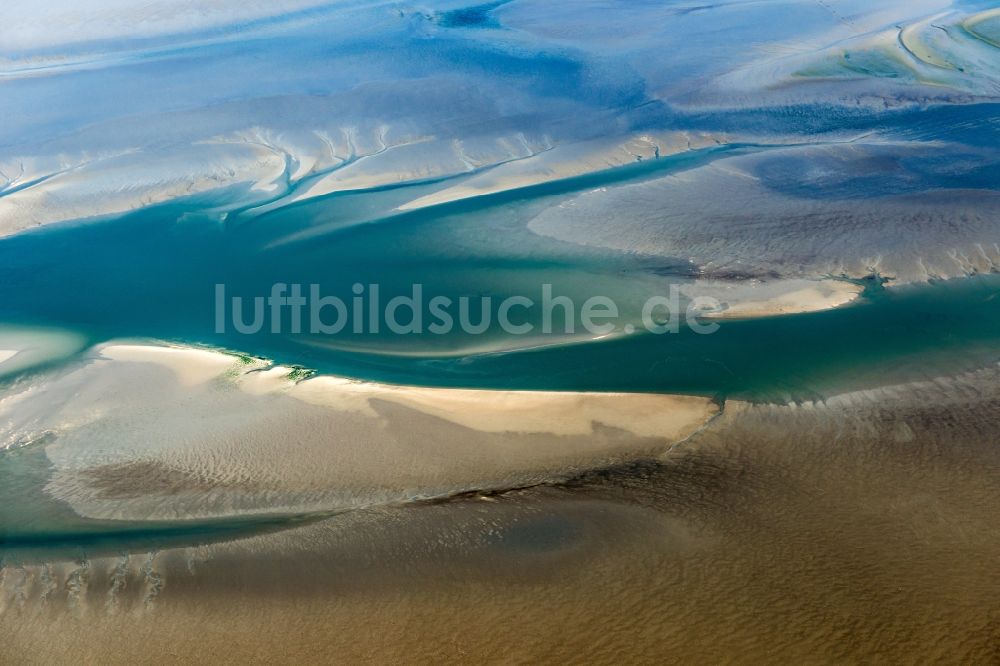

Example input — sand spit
[1,342,718,521]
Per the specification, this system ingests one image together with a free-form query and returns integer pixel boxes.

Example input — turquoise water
[0,139,1000,400]
[2,104,1000,557]
[5,260,1000,558]
[1,135,999,402]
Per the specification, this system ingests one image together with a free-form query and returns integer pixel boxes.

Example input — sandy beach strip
[98,342,718,439]
[21,342,719,521]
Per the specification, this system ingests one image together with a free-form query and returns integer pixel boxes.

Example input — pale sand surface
[292,376,715,438]
[3,368,999,664]
[694,279,864,319]
[100,344,253,386]
[4,342,717,521]
[100,343,719,437]
[0,350,17,365]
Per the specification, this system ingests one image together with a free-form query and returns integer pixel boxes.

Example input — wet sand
[3,369,999,664]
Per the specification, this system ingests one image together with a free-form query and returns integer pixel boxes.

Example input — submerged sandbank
[0,325,87,380]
